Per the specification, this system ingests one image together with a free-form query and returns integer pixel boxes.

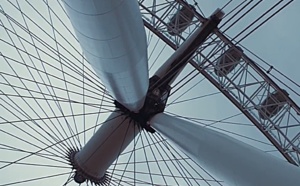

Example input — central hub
[114,75,171,133]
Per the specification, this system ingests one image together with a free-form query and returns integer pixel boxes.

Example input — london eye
[1,0,300,185]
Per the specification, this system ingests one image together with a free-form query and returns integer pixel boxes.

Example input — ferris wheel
[1,0,300,185]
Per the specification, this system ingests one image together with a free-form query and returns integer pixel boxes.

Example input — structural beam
[63,0,149,112]
[150,113,300,186]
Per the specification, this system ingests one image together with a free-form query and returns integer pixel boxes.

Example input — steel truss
[138,0,300,165]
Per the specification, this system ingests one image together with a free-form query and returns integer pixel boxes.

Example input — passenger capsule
[167,4,195,36]
[214,46,243,77]
[258,90,288,120]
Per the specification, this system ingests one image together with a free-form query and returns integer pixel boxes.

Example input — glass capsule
[214,46,243,77]
[167,4,195,36]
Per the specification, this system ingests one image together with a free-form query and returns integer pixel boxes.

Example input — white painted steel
[74,110,139,179]
[153,27,197,85]
[63,0,148,111]
[154,9,224,85]
[150,113,300,186]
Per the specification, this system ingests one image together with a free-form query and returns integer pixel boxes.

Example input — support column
[63,0,149,112]
[150,113,300,186]
[69,110,139,184]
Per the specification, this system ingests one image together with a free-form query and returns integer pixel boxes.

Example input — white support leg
[150,113,300,186]
[63,0,149,111]
[71,110,139,183]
